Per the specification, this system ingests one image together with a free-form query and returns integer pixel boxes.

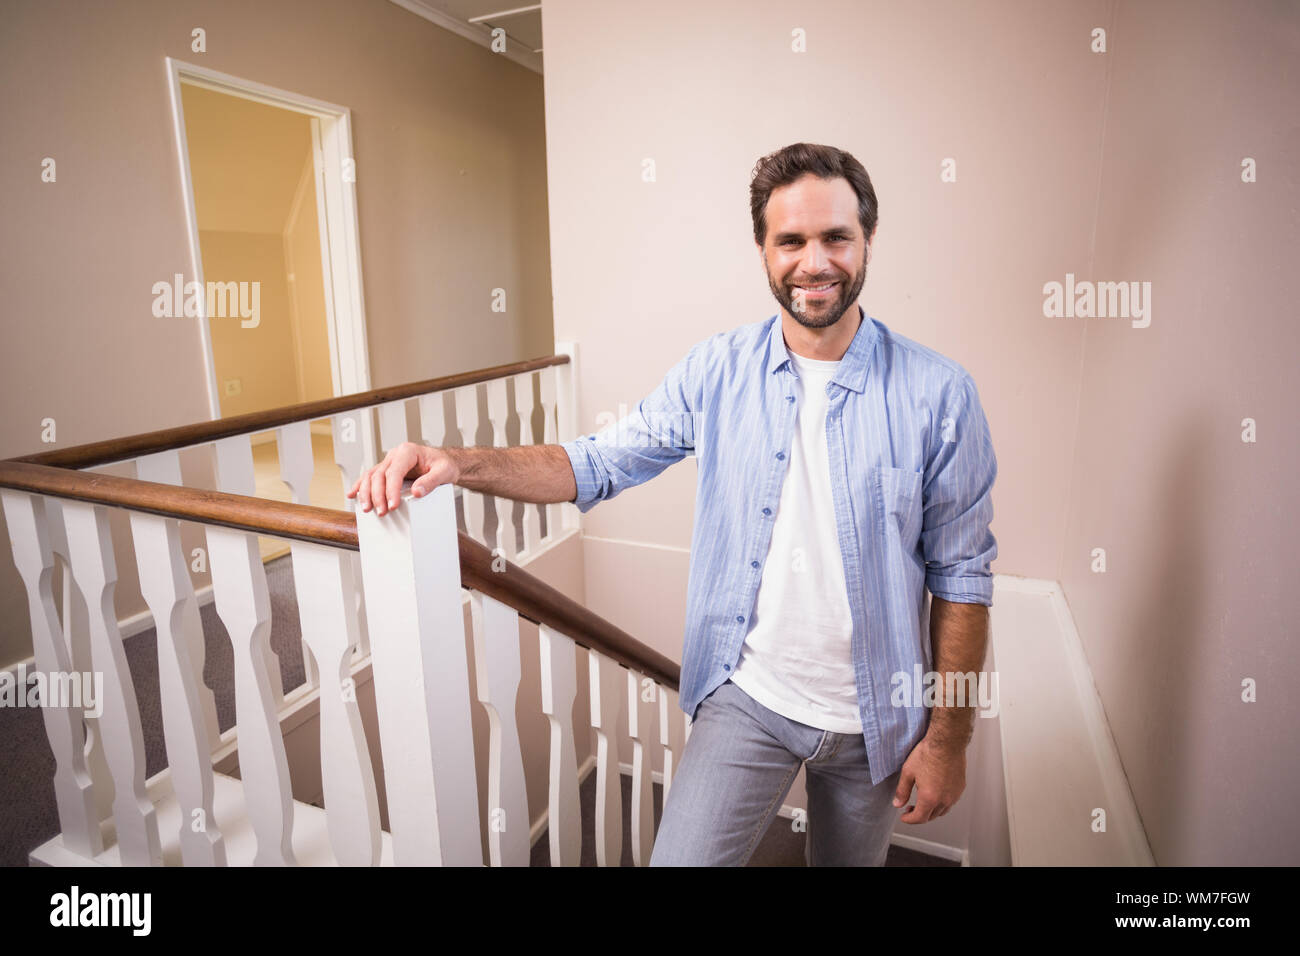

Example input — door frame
[164,57,372,418]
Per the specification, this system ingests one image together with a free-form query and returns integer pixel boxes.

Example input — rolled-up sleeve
[920,373,998,605]
[561,343,702,514]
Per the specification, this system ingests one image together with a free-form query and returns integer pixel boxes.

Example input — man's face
[758,173,871,329]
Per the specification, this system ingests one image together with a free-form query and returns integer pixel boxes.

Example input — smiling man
[348,141,998,867]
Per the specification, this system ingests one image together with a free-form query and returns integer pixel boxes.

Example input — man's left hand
[892,734,966,824]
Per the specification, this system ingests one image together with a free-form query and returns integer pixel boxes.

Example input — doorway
[166,60,373,557]
[165,58,371,419]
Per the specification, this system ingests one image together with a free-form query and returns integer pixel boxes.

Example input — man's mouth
[793,281,838,298]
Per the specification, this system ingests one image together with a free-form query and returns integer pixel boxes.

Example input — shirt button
[775,451,785,460]
[723,664,731,671]
[786,396,795,402]
[762,507,771,516]
[736,615,745,623]
[751,560,759,568]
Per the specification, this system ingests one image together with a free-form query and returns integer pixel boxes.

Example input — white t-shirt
[730,349,863,734]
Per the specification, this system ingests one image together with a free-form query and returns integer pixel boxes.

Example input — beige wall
[541,0,1297,863]
[1057,0,1299,866]
[0,0,554,667]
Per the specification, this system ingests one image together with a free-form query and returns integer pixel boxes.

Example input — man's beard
[767,246,868,329]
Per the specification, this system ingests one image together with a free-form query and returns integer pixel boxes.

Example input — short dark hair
[749,143,879,247]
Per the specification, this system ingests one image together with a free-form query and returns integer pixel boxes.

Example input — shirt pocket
[875,464,924,550]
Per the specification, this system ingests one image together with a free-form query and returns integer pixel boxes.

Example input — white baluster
[588,650,624,867]
[417,391,448,449]
[356,483,482,865]
[1,492,101,859]
[129,504,227,866]
[486,378,517,563]
[469,591,529,867]
[331,410,372,492]
[212,436,285,706]
[418,390,452,558]
[135,451,221,748]
[453,384,488,544]
[554,342,580,533]
[294,542,381,866]
[539,624,581,866]
[61,501,163,866]
[276,421,321,689]
[206,525,296,865]
[627,668,656,866]
[513,371,542,558]
[45,500,114,825]
[332,410,373,660]
[659,686,678,803]
[539,367,560,541]
[377,398,409,453]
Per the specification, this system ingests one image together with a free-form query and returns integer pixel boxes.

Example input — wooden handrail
[0,459,681,691]
[6,353,569,470]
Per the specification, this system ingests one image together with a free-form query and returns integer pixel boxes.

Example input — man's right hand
[345,441,460,516]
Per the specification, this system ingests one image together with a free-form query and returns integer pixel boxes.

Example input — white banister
[128,499,227,866]
[1,491,102,859]
[206,524,296,865]
[355,482,483,865]
[61,500,164,866]
[469,591,529,867]
[293,542,381,866]
[539,623,581,866]
[588,650,624,867]
[627,668,656,866]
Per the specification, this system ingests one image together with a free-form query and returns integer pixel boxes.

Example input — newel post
[356,482,483,866]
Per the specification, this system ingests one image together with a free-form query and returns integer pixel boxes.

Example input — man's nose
[801,241,831,275]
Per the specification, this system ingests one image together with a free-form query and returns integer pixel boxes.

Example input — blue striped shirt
[561,306,997,785]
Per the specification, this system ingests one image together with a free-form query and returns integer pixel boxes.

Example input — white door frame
[164,57,372,419]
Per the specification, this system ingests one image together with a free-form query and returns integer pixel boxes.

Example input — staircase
[0,349,684,867]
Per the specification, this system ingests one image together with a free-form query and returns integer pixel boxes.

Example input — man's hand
[892,734,966,824]
[345,441,460,516]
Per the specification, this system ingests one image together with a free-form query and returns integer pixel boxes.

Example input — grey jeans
[649,678,904,866]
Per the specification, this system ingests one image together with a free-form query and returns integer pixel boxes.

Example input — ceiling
[390,1,543,74]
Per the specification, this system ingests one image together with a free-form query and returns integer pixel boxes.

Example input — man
[348,142,998,867]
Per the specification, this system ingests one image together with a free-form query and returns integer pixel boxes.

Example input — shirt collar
[766,303,879,393]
